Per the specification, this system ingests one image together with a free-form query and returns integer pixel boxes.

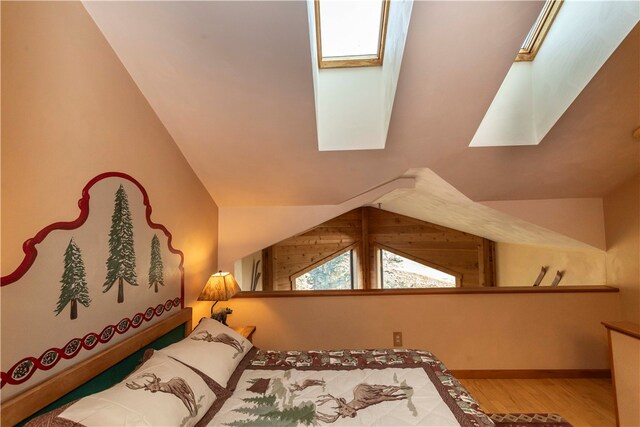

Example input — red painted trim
[1,298,181,387]
[1,172,185,308]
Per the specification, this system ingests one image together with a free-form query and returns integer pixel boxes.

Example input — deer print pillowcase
[58,352,216,427]
[160,318,253,387]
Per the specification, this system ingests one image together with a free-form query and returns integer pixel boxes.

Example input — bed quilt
[200,348,495,427]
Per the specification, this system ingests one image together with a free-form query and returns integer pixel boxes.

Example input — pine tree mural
[228,394,316,426]
[55,238,91,320]
[103,184,138,303]
[148,234,165,293]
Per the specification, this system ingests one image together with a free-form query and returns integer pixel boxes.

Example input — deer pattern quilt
[200,348,495,427]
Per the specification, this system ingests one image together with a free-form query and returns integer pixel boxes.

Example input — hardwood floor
[459,378,616,427]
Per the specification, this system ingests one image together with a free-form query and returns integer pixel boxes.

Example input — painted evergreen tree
[148,234,165,293]
[228,394,316,426]
[103,184,138,303]
[55,238,91,320]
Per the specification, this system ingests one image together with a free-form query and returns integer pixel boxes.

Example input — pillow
[159,318,253,387]
[57,352,216,427]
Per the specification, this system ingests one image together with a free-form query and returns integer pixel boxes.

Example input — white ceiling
[83,1,640,207]
[374,169,598,250]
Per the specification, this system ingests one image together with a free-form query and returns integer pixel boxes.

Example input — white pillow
[59,352,216,427]
[159,318,253,387]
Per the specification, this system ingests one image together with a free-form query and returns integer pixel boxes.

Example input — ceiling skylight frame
[515,0,563,62]
[314,0,391,69]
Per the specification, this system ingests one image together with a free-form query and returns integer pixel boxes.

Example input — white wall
[496,243,606,286]
[235,251,263,291]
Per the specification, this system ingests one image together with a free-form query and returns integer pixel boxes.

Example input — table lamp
[198,271,241,322]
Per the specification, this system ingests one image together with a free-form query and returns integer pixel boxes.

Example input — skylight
[315,0,390,69]
[516,0,563,62]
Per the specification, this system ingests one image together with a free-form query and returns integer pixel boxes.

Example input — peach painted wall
[496,243,606,286]
[225,291,620,369]
[1,1,217,322]
[604,174,640,323]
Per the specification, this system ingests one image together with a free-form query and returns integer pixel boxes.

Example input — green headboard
[2,307,193,427]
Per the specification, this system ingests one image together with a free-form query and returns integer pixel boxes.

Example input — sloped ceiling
[374,169,598,250]
[83,1,640,207]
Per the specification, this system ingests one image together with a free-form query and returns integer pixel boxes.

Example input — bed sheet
[201,348,494,427]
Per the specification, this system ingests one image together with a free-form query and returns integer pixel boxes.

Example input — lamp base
[209,300,219,318]
[211,307,233,326]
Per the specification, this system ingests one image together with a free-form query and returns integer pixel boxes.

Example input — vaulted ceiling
[83,1,639,207]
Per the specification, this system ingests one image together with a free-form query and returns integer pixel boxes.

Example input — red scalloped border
[0,298,182,387]
[1,172,185,305]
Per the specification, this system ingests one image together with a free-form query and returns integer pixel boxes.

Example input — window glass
[295,250,354,290]
[380,249,456,288]
[318,0,384,58]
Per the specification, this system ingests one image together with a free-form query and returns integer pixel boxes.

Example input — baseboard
[450,369,611,379]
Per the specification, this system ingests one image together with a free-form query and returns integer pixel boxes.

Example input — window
[294,250,354,290]
[379,249,457,289]
[314,0,390,69]
[516,0,563,62]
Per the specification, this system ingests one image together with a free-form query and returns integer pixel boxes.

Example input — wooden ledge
[602,321,640,340]
[235,286,619,298]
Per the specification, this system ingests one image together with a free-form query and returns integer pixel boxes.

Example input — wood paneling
[262,207,497,290]
[478,239,496,287]
[261,248,273,291]
[361,208,371,289]
[366,207,493,288]
[271,211,361,290]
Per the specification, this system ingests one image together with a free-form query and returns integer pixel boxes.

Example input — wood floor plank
[459,378,616,427]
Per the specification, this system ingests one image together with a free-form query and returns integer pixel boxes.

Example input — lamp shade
[198,271,241,302]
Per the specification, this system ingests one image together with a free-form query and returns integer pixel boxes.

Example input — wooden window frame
[375,244,462,288]
[314,0,391,69]
[515,0,563,62]
[289,243,359,290]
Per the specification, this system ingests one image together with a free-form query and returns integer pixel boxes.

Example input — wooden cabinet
[602,321,640,427]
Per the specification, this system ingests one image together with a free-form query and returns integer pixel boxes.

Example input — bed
[9,308,494,427]
[202,348,492,426]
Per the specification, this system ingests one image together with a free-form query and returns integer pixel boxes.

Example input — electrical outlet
[393,332,402,347]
